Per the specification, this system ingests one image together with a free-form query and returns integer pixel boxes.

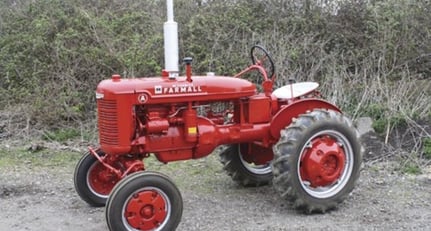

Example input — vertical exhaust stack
[164,0,179,78]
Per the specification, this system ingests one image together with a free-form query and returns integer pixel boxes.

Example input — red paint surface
[300,136,346,187]
[94,63,341,182]
[125,190,168,230]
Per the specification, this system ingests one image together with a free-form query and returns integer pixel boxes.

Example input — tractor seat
[272,82,319,99]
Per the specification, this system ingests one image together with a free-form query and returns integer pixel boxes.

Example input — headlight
[95,92,104,99]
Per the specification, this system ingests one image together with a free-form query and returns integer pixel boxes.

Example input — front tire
[219,144,273,187]
[74,150,119,207]
[272,109,363,213]
[106,171,183,231]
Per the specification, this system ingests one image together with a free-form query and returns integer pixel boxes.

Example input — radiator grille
[98,99,119,145]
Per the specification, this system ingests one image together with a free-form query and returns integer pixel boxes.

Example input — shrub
[0,0,430,139]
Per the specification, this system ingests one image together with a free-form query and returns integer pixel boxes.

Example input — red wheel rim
[123,188,170,230]
[300,135,346,187]
[87,162,118,197]
[238,144,272,175]
[298,130,354,199]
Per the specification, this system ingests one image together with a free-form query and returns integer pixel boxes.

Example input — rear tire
[272,109,363,213]
[106,171,183,231]
[219,144,273,186]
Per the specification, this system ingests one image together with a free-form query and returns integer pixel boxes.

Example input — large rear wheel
[106,171,183,231]
[272,109,363,213]
[220,144,273,187]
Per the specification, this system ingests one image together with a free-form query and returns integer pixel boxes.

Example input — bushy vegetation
[0,0,430,162]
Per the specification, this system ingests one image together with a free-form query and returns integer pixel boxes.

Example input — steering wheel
[250,45,275,80]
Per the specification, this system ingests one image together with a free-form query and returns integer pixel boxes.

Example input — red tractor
[74,45,362,230]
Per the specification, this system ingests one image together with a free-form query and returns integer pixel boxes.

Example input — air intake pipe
[164,0,179,78]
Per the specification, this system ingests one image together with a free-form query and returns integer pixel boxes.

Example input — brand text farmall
[154,84,203,94]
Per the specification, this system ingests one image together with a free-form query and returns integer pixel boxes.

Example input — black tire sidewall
[74,151,107,207]
[220,144,273,186]
[273,110,363,211]
[291,121,361,205]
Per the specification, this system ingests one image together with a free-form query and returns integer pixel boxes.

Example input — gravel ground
[1,135,431,231]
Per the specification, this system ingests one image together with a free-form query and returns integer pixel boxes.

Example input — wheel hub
[125,190,168,230]
[88,163,118,196]
[300,136,346,187]
[141,205,154,219]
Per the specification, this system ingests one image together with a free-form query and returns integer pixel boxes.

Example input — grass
[423,137,431,159]
[42,128,82,142]
[143,153,231,194]
[400,159,422,175]
[402,164,422,175]
[0,146,82,168]
[0,144,230,193]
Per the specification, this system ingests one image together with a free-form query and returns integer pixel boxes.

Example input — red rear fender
[269,99,341,140]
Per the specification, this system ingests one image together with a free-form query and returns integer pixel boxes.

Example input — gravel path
[1,138,430,231]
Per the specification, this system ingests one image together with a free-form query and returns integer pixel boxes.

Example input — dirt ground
[1,133,430,231]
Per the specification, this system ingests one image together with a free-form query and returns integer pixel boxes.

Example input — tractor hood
[96,75,257,104]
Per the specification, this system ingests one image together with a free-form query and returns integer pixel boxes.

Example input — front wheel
[272,109,363,213]
[106,171,183,231]
[74,150,119,207]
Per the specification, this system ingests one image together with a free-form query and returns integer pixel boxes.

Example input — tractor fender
[270,98,341,140]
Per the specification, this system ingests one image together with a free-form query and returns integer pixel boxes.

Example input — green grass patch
[423,137,431,159]
[0,146,82,168]
[143,154,229,193]
[42,128,81,142]
[401,161,422,175]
